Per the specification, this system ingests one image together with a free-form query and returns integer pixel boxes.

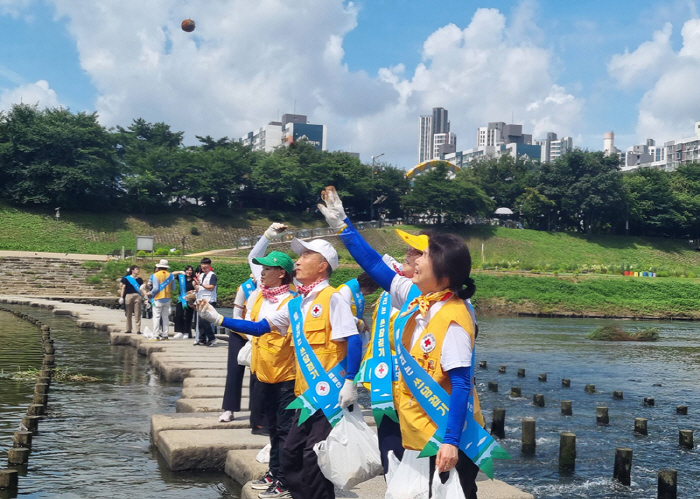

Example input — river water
[0,305,240,499]
[1,308,698,498]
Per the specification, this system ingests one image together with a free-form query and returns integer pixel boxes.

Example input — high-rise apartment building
[535,132,573,163]
[241,114,327,152]
[418,107,457,163]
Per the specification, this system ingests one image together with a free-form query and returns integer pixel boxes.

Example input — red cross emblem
[311,304,323,318]
[421,333,436,353]
[375,362,389,379]
[315,381,330,396]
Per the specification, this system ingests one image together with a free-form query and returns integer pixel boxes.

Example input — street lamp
[370,153,385,220]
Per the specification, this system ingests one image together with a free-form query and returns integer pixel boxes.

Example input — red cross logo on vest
[311,304,323,318]
[420,333,436,353]
[315,381,330,396]
[375,361,389,379]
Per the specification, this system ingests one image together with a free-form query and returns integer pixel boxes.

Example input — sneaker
[258,481,291,498]
[219,410,233,422]
[159,334,169,341]
[193,339,203,346]
[251,426,270,436]
[173,333,184,339]
[207,339,217,347]
[125,331,132,334]
[250,471,275,490]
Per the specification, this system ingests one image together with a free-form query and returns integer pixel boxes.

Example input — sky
[2,0,700,169]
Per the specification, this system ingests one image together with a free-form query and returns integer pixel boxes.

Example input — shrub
[190,226,200,236]
[137,250,146,257]
[85,275,102,285]
[154,247,169,256]
[587,324,659,341]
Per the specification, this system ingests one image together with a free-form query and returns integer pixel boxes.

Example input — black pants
[428,449,479,499]
[283,409,335,499]
[253,376,296,486]
[174,304,194,336]
[377,415,404,474]
[197,302,217,342]
[249,374,268,432]
[222,333,247,412]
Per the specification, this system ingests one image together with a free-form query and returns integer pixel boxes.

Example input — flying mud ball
[181,19,196,32]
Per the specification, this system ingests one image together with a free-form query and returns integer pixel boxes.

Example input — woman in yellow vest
[319,186,483,498]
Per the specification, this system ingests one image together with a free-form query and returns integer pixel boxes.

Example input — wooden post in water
[517,368,526,377]
[679,430,693,449]
[13,431,31,449]
[562,378,571,387]
[488,381,498,392]
[634,418,648,435]
[521,418,536,456]
[613,391,624,400]
[32,393,48,406]
[34,383,48,396]
[644,397,655,407]
[27,404,44,416]
[498,365,507,374]
[538,374,547,382]
[7,448,29,465]
[677,405,688,415]
[596,407,609,425]
[511,387,522,398]
[21,416,39,432]
[561,401,572,416]
[559,433,576,471]
[585,384,596,393]
[533,394,545,407]
[0,469,19,489]
[657,469,677,499]
[479,360,487,369]
[491,408,505,439]
[613,447,633,486]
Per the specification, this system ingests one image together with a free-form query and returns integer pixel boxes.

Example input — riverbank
[0,296,533,499]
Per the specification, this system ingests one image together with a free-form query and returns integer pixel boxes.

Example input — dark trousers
[377,415,404,475]
[428,449,479,499]
[197,302,217,342]
[174,304,194,337]
[283,409,335,499]
[253,376,296,486]
[222,333,247,412]
[249,374,268,431]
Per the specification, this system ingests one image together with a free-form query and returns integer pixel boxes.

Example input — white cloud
[0,80,62,111]
[607,22,674,89]
[0,0,34,18]
[610,18,700,143]
[2,0,582,168]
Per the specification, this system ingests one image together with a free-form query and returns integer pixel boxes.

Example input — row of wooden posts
[481,361,686,499]
[0,307,54,491]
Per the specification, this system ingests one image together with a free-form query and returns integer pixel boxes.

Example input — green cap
[252,251,295,274]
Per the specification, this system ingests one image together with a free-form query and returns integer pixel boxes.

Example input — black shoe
[258,481,292,498]
[250,471,275,490]
[251,426,270,436]
[125,331,132,334]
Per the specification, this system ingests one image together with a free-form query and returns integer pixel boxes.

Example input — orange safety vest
[153,270,172,300]
[293,286,348,397]
[396,296,484,451]
[250,292,296,384]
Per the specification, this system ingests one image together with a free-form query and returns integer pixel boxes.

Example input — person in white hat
[197,237,362,499]
[148,259,175,341]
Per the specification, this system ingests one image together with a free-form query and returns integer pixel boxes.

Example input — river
[1,308,698,498]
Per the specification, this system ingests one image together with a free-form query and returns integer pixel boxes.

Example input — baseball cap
[395,229,429,252]
[291,238,339,270]
[252,251,295,274]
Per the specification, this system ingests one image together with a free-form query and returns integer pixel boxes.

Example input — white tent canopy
[494,207,514,215]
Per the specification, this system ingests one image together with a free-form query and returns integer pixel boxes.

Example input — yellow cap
[394,228,429,252]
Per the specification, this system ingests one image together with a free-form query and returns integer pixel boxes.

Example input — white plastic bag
[256,443,271,463]
[142,326,153,339]
[385,450,429,499]
[237,341,252,366]
[430,469,464,499]
[313,408,383,489]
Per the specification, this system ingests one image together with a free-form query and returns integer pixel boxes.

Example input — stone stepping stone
[151,412,252,446]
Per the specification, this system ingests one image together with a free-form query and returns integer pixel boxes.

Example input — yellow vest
[250,292,296,384]
[361,296,399,391]
[153,270,172,300]
[396,295,485,451]
[293,286,348,397]
[337,283,358,317]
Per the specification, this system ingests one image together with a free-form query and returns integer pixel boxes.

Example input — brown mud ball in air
[181,19,195,32]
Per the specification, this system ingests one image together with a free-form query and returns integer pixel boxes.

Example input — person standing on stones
[148,259,175,341]
[119,266,144,334]
[195,258,218,346]
[172,265,196,340]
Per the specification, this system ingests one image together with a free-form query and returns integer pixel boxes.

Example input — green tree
[623,168,686,237]
[515,187,556,230]
[462,155,538,209]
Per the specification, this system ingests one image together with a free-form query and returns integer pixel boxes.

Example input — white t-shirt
[390,275,472,371]
[245,289,292,321]
[248,233,271,285]
[266,280,358,341]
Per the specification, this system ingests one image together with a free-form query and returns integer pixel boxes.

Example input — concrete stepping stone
[151,412,252,446]
[176,397,249,413]
[188,369,229,378]
[158,362,229,382]
[183,377,228,388]
[157,428,269,471]
[181,386,225,399]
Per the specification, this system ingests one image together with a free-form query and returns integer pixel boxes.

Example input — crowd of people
[118,186,498,499]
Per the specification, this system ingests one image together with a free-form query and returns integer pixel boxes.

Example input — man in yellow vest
[148,259,175,341]
[197,238,362,499]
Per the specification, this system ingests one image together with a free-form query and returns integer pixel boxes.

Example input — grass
[0,366,99,382]
[587,325,660,341]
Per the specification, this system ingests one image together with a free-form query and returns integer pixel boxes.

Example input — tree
[461,155,538,209]
[515,187,556,230]
[623,168,686,237]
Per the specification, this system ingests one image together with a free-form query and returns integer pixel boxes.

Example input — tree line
[1,103,699,239]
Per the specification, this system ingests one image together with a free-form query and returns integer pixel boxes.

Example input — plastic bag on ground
[237,341,252,366]
[430,469,464,499]
[256,443,271,463]
[142,326,153,339]
[385,450,429,499]
[313,407,383,489]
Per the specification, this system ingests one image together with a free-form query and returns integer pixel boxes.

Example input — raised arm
[248,223,288,282]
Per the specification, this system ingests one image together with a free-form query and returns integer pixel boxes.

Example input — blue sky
[1,0,699,168]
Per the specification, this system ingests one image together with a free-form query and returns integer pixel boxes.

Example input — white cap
[156,259,170,269]
[291,238,339,270]
[382,253,403,274]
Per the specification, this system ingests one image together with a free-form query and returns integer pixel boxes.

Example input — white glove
[196,299,223,326]
[118,297,124,306]
[338,379,358,409]
[264,222,288,240]
[318,186,348,233]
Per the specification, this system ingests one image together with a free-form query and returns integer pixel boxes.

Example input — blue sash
[241,278,256,301]
[150,272,175,305]
[285,295,346,427]
[356,291,398,427]
[178,274,187,309]
[344,278,365,319]
[393,287,509,478]
[124,275,141,295]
